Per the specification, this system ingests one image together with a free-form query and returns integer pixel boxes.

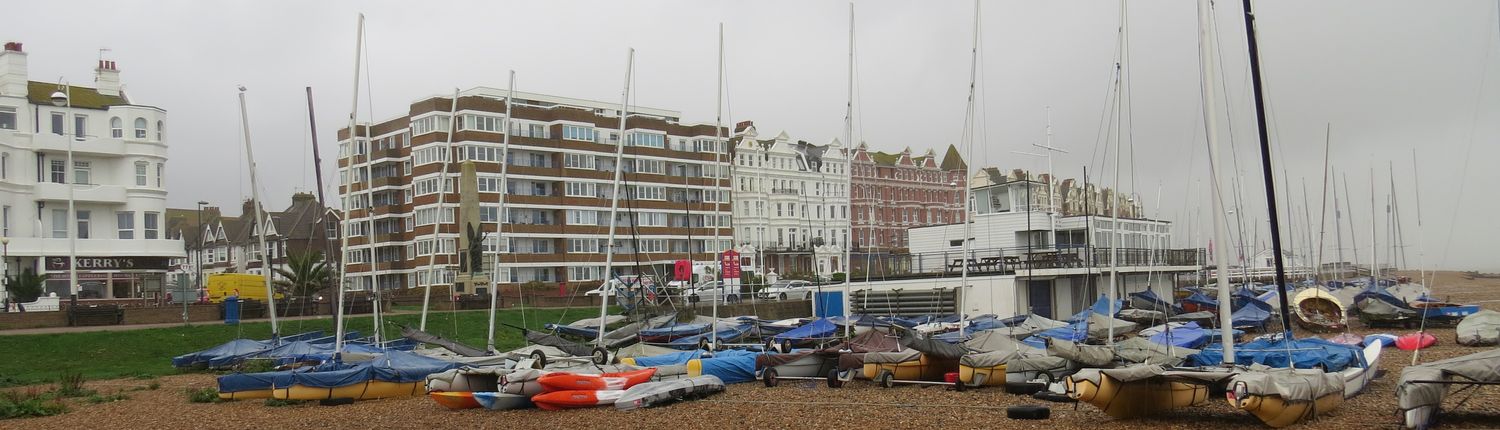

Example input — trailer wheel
[697,337,711,351]
[877,370,895,389]
[529,350,548,369]
[1004,382,1045,395]
[762,367,780,387]
[953,378,968,392]
[591,346,610,366]
[827,369,844,388]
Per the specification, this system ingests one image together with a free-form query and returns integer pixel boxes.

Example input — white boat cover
[1138,322,1189,338]
[1455,310,1500,346]
[1118,309,1166,323]
[1113,336,1198,366]
[499,368,549,396]
[426,367,508,392]
[1087,313,1139,340]
[1397,348,1500,413]
[1232,367,1345,402]
[615,375,725,411]
[615,342,683,359]
[1048,339,1116,367]
[964,330,1043,354]
[569,315,629,328]
[863,349,923,364]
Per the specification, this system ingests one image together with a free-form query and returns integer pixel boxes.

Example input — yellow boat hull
[1066,375,1211,418]
[862,355,957,381]
[272,381,424,401]
[958,364,1007,386]
[1230,393,1345,428]
[217,389,273,401]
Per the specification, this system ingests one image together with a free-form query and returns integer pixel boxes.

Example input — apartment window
[76,210,91,239]
[627,132,665,148]
[133,118,147,139]
[144,212,159,239]
[564,153,595,169]
[51,209,67,238]
[117,211,135,239]
[561,125,596,142]
[480,206,499,223]
[134,161,148,186]
[156,163,164,187]
[1,206,8,237]
[634,159,664,175]
[110,117,122,137]
[73,161,91,184]
[157,120,164,141]
[50,160,65,183]
[50,112,64,135]
[564,182,596,197]
[0,107,16,130]
[0,153,7,179]
[73,114,87,139]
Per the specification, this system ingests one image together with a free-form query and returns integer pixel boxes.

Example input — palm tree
[274,251,330,298]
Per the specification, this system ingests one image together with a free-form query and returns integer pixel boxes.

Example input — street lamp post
[189,200,208,323]
[1,236,9,312]
[50,84,78,311]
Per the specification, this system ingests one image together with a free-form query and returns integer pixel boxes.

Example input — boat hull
[273,380,424,400]
[958,363,1006,387]
[862,355,958,382]
[1066,373,1211,418]
[532,389,625,411]
[1230,392,1344,428]
[429,391,481,410]
[772,355,828,378]
[217,389,273,401]
[473,392,534,410]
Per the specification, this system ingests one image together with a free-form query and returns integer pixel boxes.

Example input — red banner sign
[721,250,741,279]
[674,260,691,281]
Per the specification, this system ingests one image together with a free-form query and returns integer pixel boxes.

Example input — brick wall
[0,311,69,330]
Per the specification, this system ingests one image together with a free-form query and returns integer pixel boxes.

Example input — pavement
[0,311,418,336]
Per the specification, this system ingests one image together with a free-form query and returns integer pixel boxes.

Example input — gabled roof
[940,144,967,171]
[27,81,129,110]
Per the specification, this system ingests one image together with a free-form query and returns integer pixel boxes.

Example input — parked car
[756,280,816,301]
[681,281,742,305]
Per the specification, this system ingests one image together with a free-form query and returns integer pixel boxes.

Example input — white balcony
[5,237,187,258]
[34,182,128,204]
[30,132,127,158]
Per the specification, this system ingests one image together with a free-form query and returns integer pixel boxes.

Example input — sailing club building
[336,88,732,294]
[0,42,185,302]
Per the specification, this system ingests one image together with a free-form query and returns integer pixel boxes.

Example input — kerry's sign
[45,256,171,271]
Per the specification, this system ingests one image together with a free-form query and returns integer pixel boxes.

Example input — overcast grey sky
[8,0,1498,271]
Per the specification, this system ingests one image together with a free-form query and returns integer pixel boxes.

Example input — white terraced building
[729,123,850,281]
[0,42,184,303]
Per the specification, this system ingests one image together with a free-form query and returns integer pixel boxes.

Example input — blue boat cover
[632,350,706,367]
[285,351,461,388]
[172,331,325,369]
[1354,284,1409,308]
[1020,336,1047,349]
[1230,298,1274,329]
[691,350,758,384]
[1068,295,1122,323]
[217,368,308,393]
[271,343,387,366]
[669,324,754,349]
[1181,292,1218,310]
[1033,321,1089,342]
[1129,290,1174,312]
[826,314,894,328]
[1148,321,1207,349]
[1363,333,1397,347]
[773,318,838,342]
[641,322,711,340]
[1187,337,1365,371]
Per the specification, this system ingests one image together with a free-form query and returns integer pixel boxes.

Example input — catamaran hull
[862,355,958,382]
[429,391,481,410]
[217,389,273,401]
[771,355,828,378]
[273,381,424,400]
[1231,392,1344,428]
[958,363,1007,387]
[1065,374,1211,418]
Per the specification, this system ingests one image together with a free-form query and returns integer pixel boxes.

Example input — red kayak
[537,368,657,392]
[1395,332,1437,351]
[531,389,626,411]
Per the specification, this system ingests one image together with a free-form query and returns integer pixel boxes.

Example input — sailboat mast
[1344,172,1360,280]
[305,88,338,261]
[957,0,978,338]
[712,24,724,346]
[419,91,460,332]
[334,14,364,356]
[237,88,280,341]
[487,71,515,352]
[1108,0,1126,344]
[843,3,855,337]
[1369,167,1378,283]
[1197,0,1235,361]
[1237,0,1295,338]
[1333,165,1343,280]
[599,49,635,346]
[1315,124,1331,281]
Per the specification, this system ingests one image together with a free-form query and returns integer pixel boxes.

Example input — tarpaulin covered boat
[1353,284,1419,327]
[271,351,461,400]
[1292,288,1348,332]
[1188,337,1365,372]
[1128,290,1175,313]
[1227,368,1346,428]
[615,375,724,411]
[957,331,1046,387]
[171,331,326,369]
[1455,310,1500,346]
[1397,348,1500,429]
[862,332,965,382]
[1067,365,1233,418]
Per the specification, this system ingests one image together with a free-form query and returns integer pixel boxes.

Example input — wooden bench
[68,305,123,326]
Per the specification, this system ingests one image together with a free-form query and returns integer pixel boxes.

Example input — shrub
[147,381,161,391]
[83,392,129,404]
[0,388,67,419]
[184,388,220,404]
[54,373,93,398]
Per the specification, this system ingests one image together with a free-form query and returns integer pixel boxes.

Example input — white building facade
[0,42,184,302]
[730,124,850,281]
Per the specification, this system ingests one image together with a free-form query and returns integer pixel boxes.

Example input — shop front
[43,256,171,300]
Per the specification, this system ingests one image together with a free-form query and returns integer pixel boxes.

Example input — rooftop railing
[850,245,1204,279]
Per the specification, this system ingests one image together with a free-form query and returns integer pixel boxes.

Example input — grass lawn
[0,306,608,386]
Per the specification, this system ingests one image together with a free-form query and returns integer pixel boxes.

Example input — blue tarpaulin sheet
[1149,321,1207,348]
[1187,337,1365,371]
[773,318,837,342]
[690,350,758,384]
[1230,298,1274,329]
[286,351,460,388]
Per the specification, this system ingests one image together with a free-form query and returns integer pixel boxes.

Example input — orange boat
[532,389,626,410]
[537,368,657,392]
[429,391,482,410]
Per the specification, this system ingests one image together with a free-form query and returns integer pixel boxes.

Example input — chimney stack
[0,41,27,97]
[95,58,121,97]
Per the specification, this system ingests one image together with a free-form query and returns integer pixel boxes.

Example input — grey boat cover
[1118,309,1166,323]
[602,313,679,348]
[1455,310,1500,346]
[1357,295,1418,320]
[1171,311,1217,324]
[615,375,725,411]
[525,330,595,357]
[400,324,489,357]
[651,364,691,381]
[1232,367,1345,402]
[964,331,1043,355]
[899,331,968,359]
[1071,364,1235,386]
[498,368,548,396]
[992,314,1069,338]
[426,367,507,392]
[1007,356,1074,374]
[863,349,923,364]
[569,315,629,328]
[1087,313,1140,340]
[1113,336,1198,367]
[1048,339,1116,367]
[615,342,683,359]
[1397,348,1500,412]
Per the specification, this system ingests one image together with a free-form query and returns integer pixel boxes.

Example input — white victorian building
[730,123,850,281]
[0,42,183,303]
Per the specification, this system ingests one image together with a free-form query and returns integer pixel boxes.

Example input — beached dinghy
[1455,310,1500,346]
[1227,368,1346,428]
[473,391,534,410]
[1397,348,1500,429]
[615,375,725,411]
[957,331,1044,387]
[1066,365,1232,418]
[429,391,481,410]
[536,368,656,391]
[533,389,627,410]
[272,351,460,401]
[1292,288,1348,332]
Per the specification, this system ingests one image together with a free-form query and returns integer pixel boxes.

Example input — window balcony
[31,133,128,158]
[34,182,128,204]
